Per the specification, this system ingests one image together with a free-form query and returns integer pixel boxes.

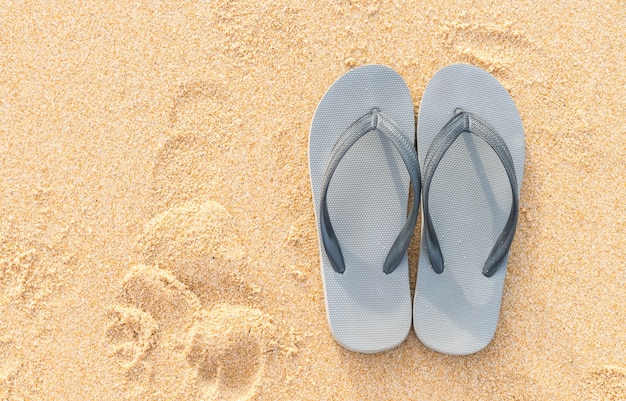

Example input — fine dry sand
[0,1,624,400]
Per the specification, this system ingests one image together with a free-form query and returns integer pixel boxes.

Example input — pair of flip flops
[309,64,525,355]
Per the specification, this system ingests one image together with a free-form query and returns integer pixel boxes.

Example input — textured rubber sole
[414,64,526,355]
[309,65,415,353]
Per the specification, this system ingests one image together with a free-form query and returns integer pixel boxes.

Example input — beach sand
[0,0,624,400]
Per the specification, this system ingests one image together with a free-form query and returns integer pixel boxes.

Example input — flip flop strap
[422,111,519,277]
[319,109,421,274]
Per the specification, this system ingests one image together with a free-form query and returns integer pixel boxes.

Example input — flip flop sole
[414,64,525,355]
[309,65,414,353]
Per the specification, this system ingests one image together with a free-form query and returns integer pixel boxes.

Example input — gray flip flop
[413,64,525,355]
[309,65,419,353]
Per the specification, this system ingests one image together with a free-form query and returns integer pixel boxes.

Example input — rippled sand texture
[0,1,624,400]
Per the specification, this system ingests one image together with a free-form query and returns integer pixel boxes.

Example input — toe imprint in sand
[583,365,626,401]
[104,305,158,373]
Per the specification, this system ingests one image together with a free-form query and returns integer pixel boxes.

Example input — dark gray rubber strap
[319,109,421,275]
[422,111,519,277]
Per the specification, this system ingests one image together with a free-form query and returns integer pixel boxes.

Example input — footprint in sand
[106,80,278,398]
[106,201,274,400]
[582,365,626,401]
[191,2,304,68]
[439,20,544,83]
[107,264,274,400]
[137,200,260,306]
[186,304,274,401]
[152,80,239,210]
[105,264,197,383]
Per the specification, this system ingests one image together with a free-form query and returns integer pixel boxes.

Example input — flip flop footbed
[309,65,415,353]
[414,64,525,355]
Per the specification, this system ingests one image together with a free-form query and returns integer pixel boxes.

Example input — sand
[0,0,624,400]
